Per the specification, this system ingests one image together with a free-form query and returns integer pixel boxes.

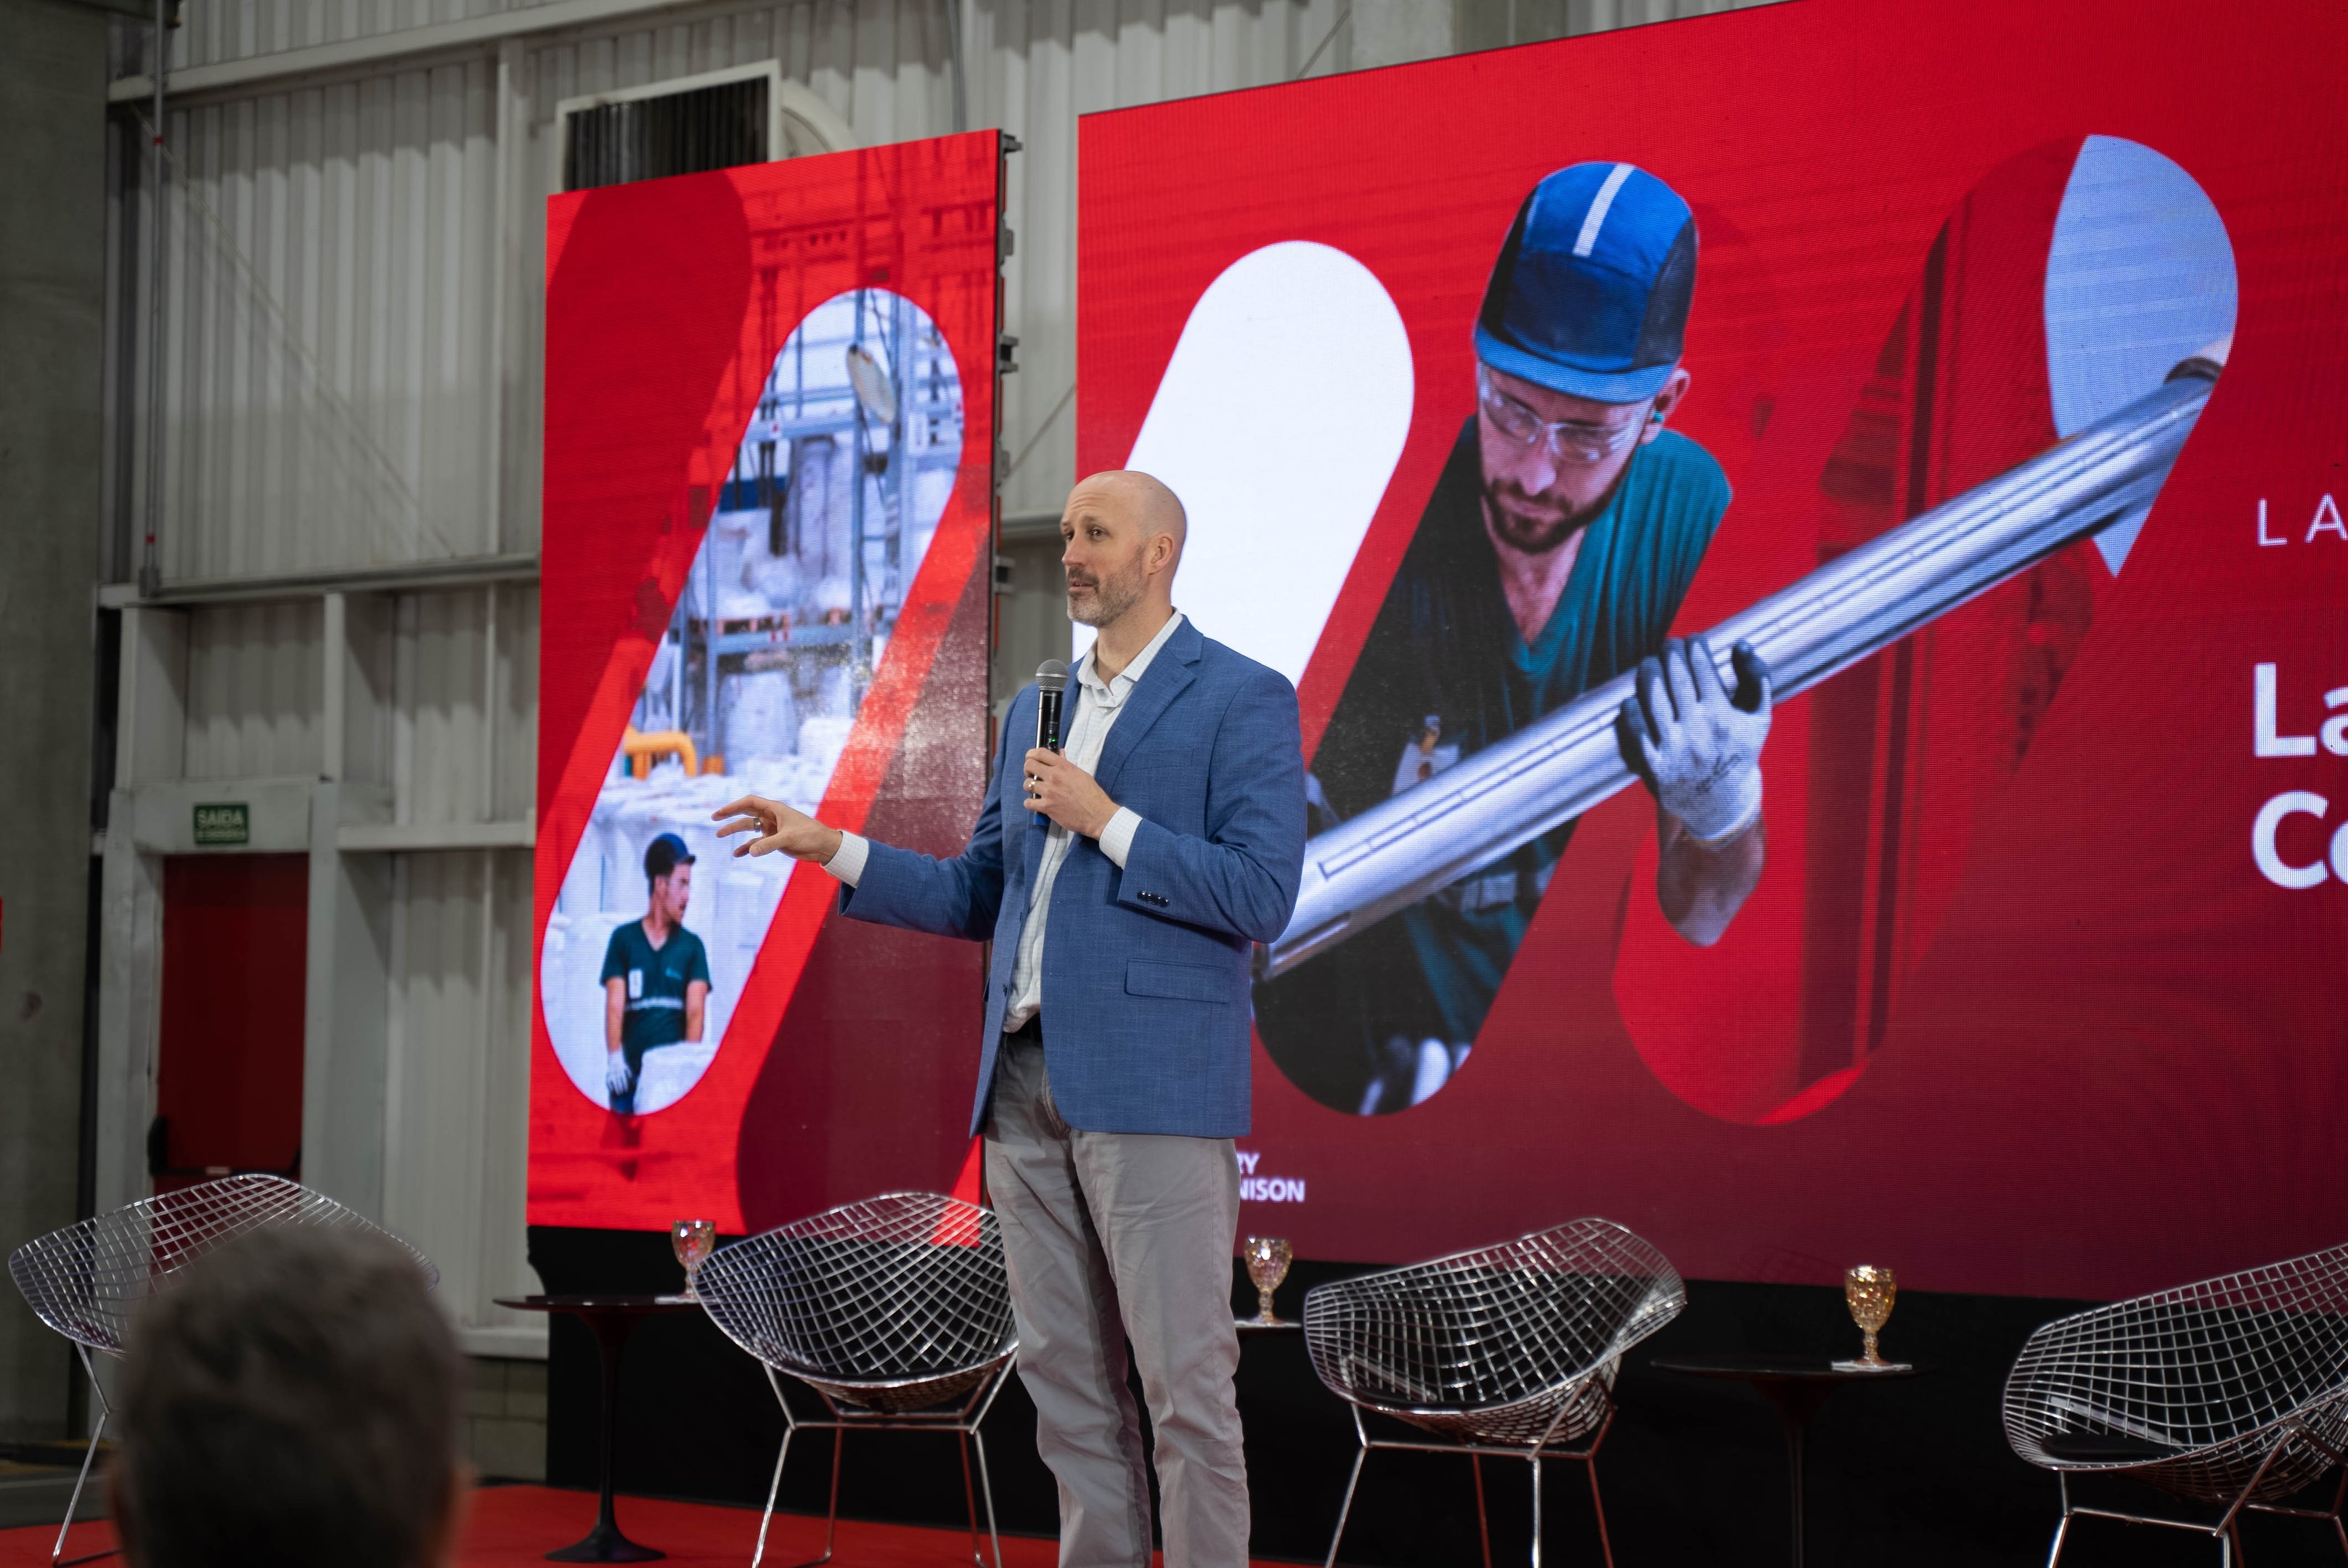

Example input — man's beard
[1482,483,1596,555]
[1067,558,1146,626]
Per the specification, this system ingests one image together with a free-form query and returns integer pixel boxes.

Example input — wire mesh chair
[694,1192,1019,1568]
[1303,1217,1685,1568]
[6,1175,439,1568]
[2004,1242,2348,1566]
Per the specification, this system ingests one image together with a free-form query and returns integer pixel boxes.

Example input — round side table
[1652,1355,1927,1568]
[497,1293,705,1562]
[1235,1316,1303,1335]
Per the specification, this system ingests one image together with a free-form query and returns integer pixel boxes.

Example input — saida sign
[192,802,250,847]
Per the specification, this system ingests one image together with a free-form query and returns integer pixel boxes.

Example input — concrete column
[93,609,185,1225]
[0,0,110,1442]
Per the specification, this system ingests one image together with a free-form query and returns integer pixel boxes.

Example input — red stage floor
[0,1484,1287,1566]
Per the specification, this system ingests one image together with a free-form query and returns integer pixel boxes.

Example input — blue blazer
[839,617,1307,1138]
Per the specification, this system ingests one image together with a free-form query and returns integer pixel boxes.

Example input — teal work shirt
[600,918,711,1064]
[1255,417,1729,1110]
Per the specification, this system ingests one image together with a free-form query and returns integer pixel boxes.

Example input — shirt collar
[1079,609,1185,708]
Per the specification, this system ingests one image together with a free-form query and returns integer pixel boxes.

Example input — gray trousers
[983,1030,1249,1568]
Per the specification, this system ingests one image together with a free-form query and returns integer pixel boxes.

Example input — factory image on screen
[538,289,964,1116]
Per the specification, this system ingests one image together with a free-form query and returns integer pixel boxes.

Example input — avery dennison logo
[1235,1148,1305,1204]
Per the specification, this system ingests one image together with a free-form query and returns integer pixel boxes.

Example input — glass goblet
[1242,1237,1293,1325]
[1842,1264,1897,1368]
[672,1218,717,1302]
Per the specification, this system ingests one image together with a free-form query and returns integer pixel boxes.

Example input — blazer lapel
[1093,617,1202,798]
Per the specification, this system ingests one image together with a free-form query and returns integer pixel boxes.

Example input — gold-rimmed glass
[1242,1237,1293,1325]
[672,1218,717,1302]
[1844,1264,1896,1368]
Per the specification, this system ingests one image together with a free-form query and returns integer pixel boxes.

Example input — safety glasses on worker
[1476,364,1655,465]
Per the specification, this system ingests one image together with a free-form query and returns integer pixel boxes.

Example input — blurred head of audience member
[110,1224,468,1568]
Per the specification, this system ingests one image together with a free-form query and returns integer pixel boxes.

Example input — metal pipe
[945,0,970,134]
[139,0,169,598]
[892,294,910,581]
[619,725,700,779]
[1260,362,2219,979]
[849,294,871,706]
[701,518,717,761]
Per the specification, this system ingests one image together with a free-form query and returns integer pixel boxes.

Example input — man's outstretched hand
[712,794,844,863]
[1617,635,1772,845]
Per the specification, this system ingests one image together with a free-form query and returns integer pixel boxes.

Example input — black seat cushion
[2041,1429,2181,1463]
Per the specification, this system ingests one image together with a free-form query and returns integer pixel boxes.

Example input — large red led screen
[531,135,1001,1232]
[1080,0,2348,1299]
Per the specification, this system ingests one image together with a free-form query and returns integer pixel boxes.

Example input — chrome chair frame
[1303,1217,1685,1568]
[2005,1242,2348,1566]
[5,1175,438,1568]
[693,1192,1019,1568]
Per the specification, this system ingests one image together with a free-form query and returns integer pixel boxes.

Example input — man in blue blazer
[713,470,1308,1568]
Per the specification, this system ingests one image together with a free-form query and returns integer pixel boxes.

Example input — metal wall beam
[107,0,765,105]
[97,552,540,609]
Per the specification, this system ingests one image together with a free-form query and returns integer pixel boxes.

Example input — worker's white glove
[605,1051,635,1101]
[1618,636,1772,846]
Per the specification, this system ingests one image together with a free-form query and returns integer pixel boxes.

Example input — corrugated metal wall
[386,846,538,1338]
[373,584,542,1343]
[127,62,503,581]
[382,585,538,825]
[103,0,1775,1350]
[169,0,494,72]
[183,601,322,776]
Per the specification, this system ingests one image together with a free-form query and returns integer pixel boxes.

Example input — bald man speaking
[714,470,1307,1568]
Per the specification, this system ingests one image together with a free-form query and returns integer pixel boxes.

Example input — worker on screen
[1255,163,1773,1116]
[601,831,711,1114]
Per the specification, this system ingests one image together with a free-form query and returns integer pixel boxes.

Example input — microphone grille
[1035,659,1069,693]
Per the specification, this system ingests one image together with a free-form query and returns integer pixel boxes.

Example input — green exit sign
[192,803,250,846]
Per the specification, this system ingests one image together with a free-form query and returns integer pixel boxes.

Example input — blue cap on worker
[1475,162,1697,404]
[644,831,696,881]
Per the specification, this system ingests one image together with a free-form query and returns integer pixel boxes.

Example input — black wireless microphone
[1030,660,1069,820]
[1035,659,1069,753]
